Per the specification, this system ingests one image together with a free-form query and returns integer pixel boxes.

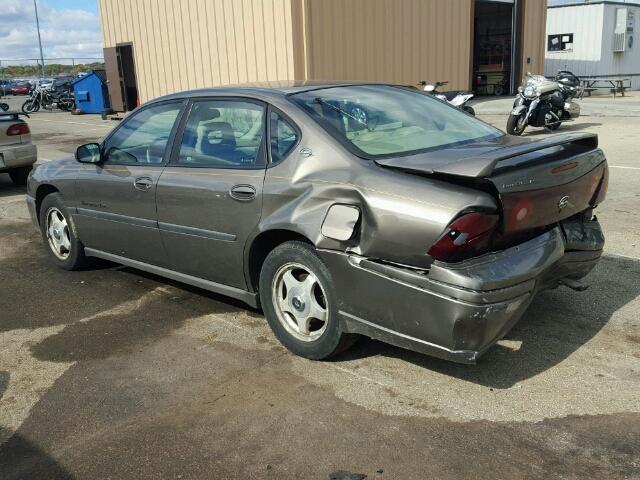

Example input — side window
[176,100,265,168]
[269,111,298,163]
[103,102,182,165]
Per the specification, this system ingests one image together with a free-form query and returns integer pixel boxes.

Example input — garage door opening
[473,0,515,96]
[104,44,139,112]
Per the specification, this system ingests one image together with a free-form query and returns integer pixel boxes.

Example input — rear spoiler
[375,133,598,178]
[0,111,30,121]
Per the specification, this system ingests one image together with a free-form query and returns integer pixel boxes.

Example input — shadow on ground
[0,175,26,198]
[333,254,640,389]
[522,122,602,135]
[0,430,73,480]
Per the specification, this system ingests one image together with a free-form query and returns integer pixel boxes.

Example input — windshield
[290,85,502,158]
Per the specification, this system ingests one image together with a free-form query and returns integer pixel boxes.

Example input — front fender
[510,105,527,116]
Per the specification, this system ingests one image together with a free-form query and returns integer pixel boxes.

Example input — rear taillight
[592,166,608,205]
[6,123,30,136]
[428,212,499,262]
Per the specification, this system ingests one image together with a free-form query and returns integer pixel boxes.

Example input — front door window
[103,102,182,165]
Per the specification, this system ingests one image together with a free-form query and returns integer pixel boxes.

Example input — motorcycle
[22,84,75,113]
[50,88,75,111]
[506,71,581,136]
[418,81,475,115]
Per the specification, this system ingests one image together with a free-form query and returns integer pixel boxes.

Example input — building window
[548,33,573,52]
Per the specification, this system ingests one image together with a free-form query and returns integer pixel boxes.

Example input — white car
[0,111,37,185]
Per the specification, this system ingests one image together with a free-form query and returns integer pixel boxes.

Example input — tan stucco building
[99,0,547,112]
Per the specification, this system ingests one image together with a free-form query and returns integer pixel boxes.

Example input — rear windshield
[290,85,502,159]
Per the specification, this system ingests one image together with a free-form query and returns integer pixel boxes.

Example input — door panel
[156,168,265,288]
[156,99,267,289]
[74,164,167,265]
[73,101,184,266]
[103,46,124,112]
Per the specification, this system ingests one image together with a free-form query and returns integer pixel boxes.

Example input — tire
[259,241,356,360]
[38,192,92,271]
[22,99,38,114]
[506,113,526,136]
[8,166,32,185]
[59,100,74,112]
[462,105,475,116]
[0,103,8,111]
[546,122,561,131]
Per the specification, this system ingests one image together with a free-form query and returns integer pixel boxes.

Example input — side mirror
[76,143,102,164]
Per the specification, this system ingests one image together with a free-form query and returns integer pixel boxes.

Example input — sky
[0,0,103,65]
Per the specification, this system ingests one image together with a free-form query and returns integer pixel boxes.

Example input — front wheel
[0,102,8,112]
[506,113,526,135]
[259,241,356,360]
[22,99,38,114]
[39,193,92,270]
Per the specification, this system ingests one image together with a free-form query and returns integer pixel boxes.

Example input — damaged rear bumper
[319,217,604,364]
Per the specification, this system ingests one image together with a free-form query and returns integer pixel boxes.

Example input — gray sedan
[26,82,608,363]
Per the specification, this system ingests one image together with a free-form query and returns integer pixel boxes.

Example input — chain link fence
[0,57,105,82]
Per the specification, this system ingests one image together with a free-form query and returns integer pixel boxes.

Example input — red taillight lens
[428,212,499,262]
[6,123,30,136]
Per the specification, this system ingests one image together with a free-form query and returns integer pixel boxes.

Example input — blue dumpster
[71,70,110,114]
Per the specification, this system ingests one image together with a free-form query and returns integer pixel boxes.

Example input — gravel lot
[1,95,639,479]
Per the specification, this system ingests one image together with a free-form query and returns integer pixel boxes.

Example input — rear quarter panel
[257,105,498,268]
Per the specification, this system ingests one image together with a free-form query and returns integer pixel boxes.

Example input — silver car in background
[0,111,37,185]
[26,82,608,363]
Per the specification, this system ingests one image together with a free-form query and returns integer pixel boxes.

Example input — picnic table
[580,77,631,98]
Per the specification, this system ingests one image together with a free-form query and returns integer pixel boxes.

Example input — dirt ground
[1,96,639,479]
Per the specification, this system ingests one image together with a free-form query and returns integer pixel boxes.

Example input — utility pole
[33,0,45,79]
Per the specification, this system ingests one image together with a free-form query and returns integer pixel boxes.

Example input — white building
[545,0,640,90]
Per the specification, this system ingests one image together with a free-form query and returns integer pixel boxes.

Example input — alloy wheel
[271,262,329,342]
[46,207,71,260]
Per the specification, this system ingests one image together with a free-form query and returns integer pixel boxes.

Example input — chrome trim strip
[158,221,236,242]
[75,207,237,241]
[83,248,257,308]
[75,207,157,229]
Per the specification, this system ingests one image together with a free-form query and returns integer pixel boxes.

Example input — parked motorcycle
[418,81,475,115]
[51,88,75,111]
[22,84,75,113]
[506,71,581,136]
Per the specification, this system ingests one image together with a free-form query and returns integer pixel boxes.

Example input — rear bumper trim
[0,143,37,171]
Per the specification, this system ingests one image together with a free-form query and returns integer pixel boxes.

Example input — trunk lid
[375,132,607,234]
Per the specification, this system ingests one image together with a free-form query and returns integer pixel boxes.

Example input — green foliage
[0,62,105,78]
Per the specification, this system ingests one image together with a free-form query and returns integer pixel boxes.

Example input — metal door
[156,98,267,289]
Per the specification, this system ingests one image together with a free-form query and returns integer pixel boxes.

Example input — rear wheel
[259,241,356,360]
[546,122,562,131]
[39,193,92,270]
[506,113,526,135]
[58,99,74,111]
[0,102,8,112]
[8,166,32,185]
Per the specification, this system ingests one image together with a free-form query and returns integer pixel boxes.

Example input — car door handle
[229,184,256,201]
[134,176,153,191]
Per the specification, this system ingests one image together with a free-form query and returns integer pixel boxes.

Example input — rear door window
[174,99,266,168]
